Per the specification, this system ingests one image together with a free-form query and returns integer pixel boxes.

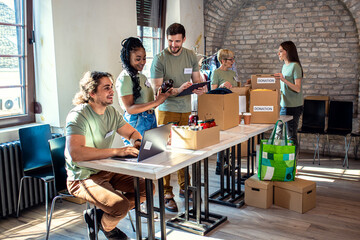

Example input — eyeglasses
[224,58,235,62]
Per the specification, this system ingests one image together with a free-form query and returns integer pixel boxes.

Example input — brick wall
[204,0,360,158]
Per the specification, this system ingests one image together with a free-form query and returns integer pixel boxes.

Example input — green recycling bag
[258,120,296,181]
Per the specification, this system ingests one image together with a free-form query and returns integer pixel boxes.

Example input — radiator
[0,134,61,218]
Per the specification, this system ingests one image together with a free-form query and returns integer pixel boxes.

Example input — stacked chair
[325,101,353,168]
[298,99,326,164]
[298,99,354,168]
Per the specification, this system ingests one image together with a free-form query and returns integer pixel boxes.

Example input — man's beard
[170,46,182,54]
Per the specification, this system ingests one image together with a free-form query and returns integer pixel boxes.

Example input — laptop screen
[112,124,171,162]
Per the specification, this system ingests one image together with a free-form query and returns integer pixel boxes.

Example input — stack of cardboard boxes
[250,74,281,124]
[245,175,316,213]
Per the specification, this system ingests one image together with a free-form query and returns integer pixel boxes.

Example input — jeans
[280,106,304,150]
[123,110,157,145]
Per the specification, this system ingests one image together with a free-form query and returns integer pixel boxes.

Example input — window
[136,0,166,78]
[0,0,35,128]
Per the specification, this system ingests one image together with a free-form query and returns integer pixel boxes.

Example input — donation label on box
[250,89,280,124]
[251,74,280,90]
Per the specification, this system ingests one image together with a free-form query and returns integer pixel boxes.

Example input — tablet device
[176,81,210,97]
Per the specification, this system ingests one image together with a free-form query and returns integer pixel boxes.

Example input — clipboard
[176,81,209,97]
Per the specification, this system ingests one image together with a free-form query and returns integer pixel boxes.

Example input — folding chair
[326,101,353,168]
[298,99,326,164]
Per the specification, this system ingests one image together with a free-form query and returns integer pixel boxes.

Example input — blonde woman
[211,49,237,90]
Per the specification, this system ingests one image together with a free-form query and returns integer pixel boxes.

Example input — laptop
[112,124,172,162]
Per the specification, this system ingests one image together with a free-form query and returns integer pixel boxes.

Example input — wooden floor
[1,152,360,240]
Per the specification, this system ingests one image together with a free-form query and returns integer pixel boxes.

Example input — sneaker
[179,189,193,201]
[140,203,159,221]
[99,225,129,240]
[83,208,99,240]
[164,198,178,212]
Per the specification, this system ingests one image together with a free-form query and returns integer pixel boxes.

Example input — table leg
[251,136,255,175]
[209,144,244,208]
[184,166,190,221]
[134,177,142,240]
[219,150,225,197]
[204,158,209,219]
[237,143,242,193]
[158,178,166,240]
[231,145,236,199]
[247,138,251,178]
[167,159,227,235]
[145,179,155,240]
[225,148,230,194]
[195,161,201,224]
[134,178,166,240]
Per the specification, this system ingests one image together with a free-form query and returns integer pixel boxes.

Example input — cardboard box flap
[274,178,316,193]
[245,175,273,190]
[251,74,280,90]
[231,86,250,95]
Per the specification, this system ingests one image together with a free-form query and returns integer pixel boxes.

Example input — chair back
[301,99,326,132]
[19,124,53,172]
[328,101,353,134]
[48,137,67,193]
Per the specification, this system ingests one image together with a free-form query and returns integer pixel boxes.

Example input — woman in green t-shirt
[116,37,172,139]
[274,41,304,152]
[212,49,239,175]
[210,49,237,90]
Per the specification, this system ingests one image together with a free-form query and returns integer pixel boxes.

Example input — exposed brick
[204,0,360,154]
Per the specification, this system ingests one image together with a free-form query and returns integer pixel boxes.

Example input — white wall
[34,0,137,129]
[0,0,205,143]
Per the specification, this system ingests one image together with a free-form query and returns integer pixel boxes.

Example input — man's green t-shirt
[210,68,237,88]
[65,104,127,180]
[116,70,154,110]
[150,48,199,113]
[281,62,303,107]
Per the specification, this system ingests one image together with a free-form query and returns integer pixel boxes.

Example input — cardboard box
[305,96,330,115]
[250,89,280,124]
[245,175,273,209]
[198,93,239,130]
[231,86,250,113]
[251,74,280,90]
[171,125,220,150]
[274,178,316,213]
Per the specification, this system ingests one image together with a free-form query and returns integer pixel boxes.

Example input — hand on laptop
[115,146,139,157]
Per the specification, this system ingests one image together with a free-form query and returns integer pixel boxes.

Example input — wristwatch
[134,139,142,144]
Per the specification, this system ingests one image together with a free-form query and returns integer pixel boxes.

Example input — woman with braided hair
[116,37,172,139]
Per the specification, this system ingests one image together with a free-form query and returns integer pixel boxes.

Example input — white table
[78,116,293,239]
[208,115,293,208]
[78,130,244,239]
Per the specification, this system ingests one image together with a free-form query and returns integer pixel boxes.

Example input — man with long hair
[65,71,146,240]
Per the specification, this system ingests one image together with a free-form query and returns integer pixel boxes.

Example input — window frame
[136,0,166,78]
[0,0,35,128]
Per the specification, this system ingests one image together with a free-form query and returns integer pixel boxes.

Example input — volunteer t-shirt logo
[257,77,276,84]
[253,106,274,112]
